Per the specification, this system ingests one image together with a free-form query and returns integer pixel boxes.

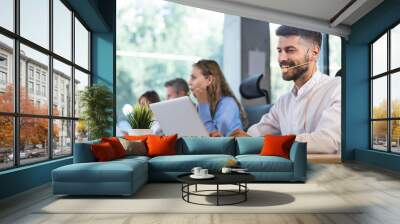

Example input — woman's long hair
[193,59,248,128]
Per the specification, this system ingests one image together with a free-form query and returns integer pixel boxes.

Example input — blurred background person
[189,59,247,137]
[137,90,163,135]
[164,78,190,100]
[138,90,161,106]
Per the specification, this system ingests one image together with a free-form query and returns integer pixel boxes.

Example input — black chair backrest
[239,74,270,104]
[335,69,342,77]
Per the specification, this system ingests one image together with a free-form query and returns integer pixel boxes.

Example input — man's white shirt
[247,71,341,154]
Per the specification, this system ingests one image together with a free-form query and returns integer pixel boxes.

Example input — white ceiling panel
[167,0,384,37]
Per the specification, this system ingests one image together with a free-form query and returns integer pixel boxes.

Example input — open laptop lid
[149,96,209,137]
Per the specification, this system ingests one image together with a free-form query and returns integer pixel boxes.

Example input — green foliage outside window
[116,0,224,121]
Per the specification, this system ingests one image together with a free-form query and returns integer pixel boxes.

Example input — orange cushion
[91,142,118,161]
[146,135,177,157]
[260,135,296,159]
[101,137,127,158]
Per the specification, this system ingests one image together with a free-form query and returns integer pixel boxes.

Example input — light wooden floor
[1,162,400,224]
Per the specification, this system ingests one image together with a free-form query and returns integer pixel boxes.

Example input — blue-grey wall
[0,158,72,199]
[0,0,116,200]
[343,0,400,171]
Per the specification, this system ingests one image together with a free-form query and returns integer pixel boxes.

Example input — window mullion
[48,0,54,160]
[71,10,76,154]
[13,0,20,167]
[370,45,373,149]
[388,30,391,153]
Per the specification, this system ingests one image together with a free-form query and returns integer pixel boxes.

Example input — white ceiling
[225,0,352,22]
[167,0,384,37]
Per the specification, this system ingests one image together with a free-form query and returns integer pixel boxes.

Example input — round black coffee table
[177,173,255,206]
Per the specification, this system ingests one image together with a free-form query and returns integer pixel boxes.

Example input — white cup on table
[200,169,208,176]
[191,167,202,176]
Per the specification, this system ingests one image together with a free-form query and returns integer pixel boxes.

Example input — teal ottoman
[52,156,148,196]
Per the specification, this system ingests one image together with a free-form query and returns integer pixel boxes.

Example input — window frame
[0,0,92,171]
[369,20,400,154]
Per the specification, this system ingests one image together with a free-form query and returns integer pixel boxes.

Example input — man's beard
[280,56,310,81]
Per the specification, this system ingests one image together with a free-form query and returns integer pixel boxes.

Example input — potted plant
[126,104,154,136]
[79,84,113,140]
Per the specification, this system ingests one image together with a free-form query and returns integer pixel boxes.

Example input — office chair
[239,74,272,128]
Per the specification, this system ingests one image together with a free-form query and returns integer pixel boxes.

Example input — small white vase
[128,129,153,136]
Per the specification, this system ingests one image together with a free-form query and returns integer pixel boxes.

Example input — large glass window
[19,117,49,165]
[372,34,387,77]
[370,23,400,153]
[20,44,49,115]
[53,0,72,60]
[0,34,13,113]
[74,69,89,118]
[53,59,72,117]
[0,1,91,170]
[20,0,49,49]
[391,24,400,70]
[53,119,72,158]
[0,116,13,169]
[74,18,89,70]
[0,0,14,32]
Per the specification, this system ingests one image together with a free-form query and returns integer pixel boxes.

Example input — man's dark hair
[164,78,189,95]
[139,90,160,104]
[276,25,322,48]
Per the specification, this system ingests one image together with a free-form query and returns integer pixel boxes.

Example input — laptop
[149,96,209,137]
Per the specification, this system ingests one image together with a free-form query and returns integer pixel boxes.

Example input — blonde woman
[189,59,247,137]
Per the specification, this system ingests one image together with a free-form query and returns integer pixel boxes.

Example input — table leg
[245,183,247,201]
[187,184,190,202]
[217,184,219,206]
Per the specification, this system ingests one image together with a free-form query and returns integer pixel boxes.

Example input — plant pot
[128,129,153,136]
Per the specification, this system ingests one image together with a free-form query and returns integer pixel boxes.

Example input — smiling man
[231,25,341,154]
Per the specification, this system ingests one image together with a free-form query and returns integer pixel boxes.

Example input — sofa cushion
[147,135,177,157]
[91,142,118,161]
[236,155,293,172]
[148,154,235,172]
[177,137,235,155]
[235,137,264,155]
[53,158,147,183]
[73,139,100,163]
[101,137,127,158]
[260,135,296,159]
[119,138,147,156]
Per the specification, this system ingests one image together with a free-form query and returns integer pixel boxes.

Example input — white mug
[200,169,208,176]
[221,167,232,174]
[191,167,202,176]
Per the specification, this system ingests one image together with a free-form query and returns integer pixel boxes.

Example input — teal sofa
[52,137,306,196]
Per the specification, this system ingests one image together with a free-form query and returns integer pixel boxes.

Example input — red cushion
[101,137,126,158]
[91,142,118,161]
[260,135,296,159]
[146,135,177,157]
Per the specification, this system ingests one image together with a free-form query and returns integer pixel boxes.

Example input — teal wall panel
[92,32,114,88]
[355,149,400,172]
[0,158,72,199]
[344,0,400,171]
